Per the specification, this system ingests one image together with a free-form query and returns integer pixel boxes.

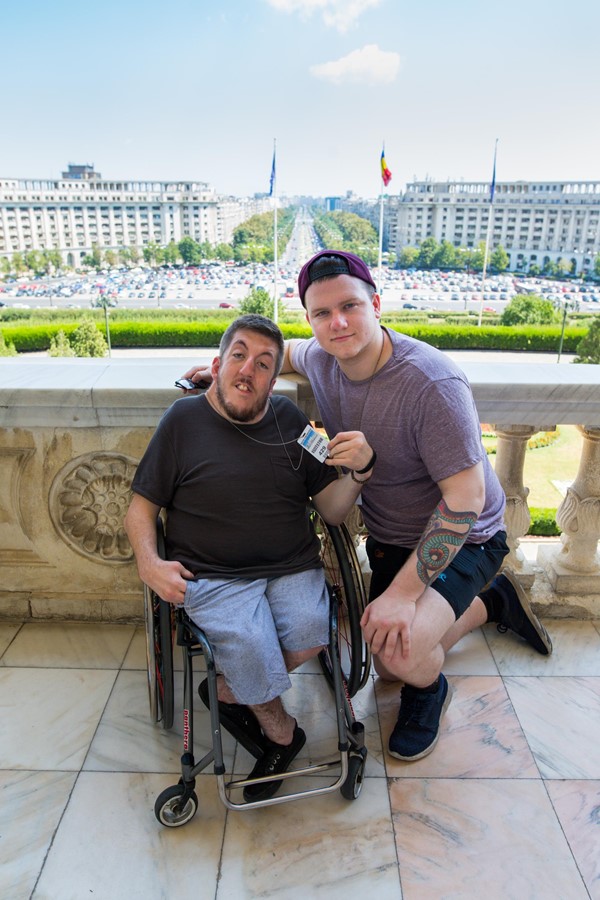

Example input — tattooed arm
[415,497,478,587]
[361,462,485,663]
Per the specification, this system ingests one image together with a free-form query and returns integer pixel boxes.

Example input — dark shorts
[366,531,509,620]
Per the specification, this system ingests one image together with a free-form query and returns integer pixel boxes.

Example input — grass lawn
[488,424,582,509]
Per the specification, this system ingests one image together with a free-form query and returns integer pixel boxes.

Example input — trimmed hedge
[395,323,586,352]
[0,318,588,353]
[528,507,561,536]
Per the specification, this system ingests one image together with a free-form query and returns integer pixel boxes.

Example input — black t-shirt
[132,393,337,578]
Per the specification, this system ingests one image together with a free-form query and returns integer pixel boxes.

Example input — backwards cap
[297,250,377,307]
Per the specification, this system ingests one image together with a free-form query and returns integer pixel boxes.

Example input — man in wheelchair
[124,314,374,802]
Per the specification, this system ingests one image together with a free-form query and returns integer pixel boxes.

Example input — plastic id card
[297,424,329,463]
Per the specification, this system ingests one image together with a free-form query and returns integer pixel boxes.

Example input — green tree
[529,262,541,276]
[24,250,45,275]
[41,250,62,274]
[12,252,27,275]
[398,246,419,268]
[501,294,559,326]
[82,245,103,270]
[490,244,509,272]
[70,318,108,357]
[128,246,141,265]
[594,254,600,279]
[143,242,163,266]
[162,241,180,265]
[417,237,438,270]
[469,242,486,272]
[574,317,600,364]
[433,240,458,270]
[48,330,76,357]
[214,243,234,260]
[104,250,118,268]
[0,256,10,277]
[178,237,202,265]
[238,287,284,319]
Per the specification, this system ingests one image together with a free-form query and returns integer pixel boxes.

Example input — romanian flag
[381,148,392,187]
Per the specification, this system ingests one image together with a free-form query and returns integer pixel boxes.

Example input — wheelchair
[143,509,372,826]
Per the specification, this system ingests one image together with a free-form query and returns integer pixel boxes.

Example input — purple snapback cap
[297,250,377,306]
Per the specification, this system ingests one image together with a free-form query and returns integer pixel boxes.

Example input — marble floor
[1,615,599,900]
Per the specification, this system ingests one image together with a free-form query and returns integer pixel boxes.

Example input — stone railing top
[1,356,600,428]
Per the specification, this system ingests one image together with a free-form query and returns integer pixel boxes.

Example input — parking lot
[1,262,599,314]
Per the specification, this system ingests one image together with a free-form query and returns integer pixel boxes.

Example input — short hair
[219,314,285,375]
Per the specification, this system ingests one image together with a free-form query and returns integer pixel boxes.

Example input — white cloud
[310,44,400,85]
[266,0,382,32]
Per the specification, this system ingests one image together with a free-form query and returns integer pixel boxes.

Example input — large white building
[0,164,272,267]
[386,180,600,275]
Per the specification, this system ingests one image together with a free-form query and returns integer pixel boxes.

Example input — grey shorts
[183,567,329,706]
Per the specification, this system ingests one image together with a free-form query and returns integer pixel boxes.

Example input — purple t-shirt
[291,329,505,547]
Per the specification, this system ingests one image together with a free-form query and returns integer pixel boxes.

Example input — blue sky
[2,0,598,198]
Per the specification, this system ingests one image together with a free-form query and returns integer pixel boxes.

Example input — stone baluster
[493,424,540,586]
[538,425,600,593]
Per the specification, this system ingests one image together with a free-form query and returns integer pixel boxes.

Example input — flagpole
[477,139,498,327]
[272,139,278,325]
[377,186,384,295]
[378,143,391,295]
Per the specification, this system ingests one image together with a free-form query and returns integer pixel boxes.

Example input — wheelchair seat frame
[143,512,371,826]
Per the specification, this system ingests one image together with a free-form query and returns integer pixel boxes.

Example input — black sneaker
[388,674,452,761]
[483,569,552,656]
[243,723,306,802]
[198,678,266,759]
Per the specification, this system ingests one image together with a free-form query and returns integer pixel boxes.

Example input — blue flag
[490,140,498,203]
[269,149,276,196]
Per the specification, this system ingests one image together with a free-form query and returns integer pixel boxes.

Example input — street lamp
[555,296,577,363]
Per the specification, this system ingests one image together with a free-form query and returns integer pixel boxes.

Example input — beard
[215,374,270,423]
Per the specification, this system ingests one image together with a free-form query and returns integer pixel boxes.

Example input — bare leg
[368,588,455,688]
[440,596,488,654]
[215,648,323,746]
[249,697,296,745]
[283,645,323,671]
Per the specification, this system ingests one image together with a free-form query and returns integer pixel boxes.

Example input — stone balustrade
[1,356,599,622]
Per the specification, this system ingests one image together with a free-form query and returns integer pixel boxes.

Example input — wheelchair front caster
[155,784,199,827]
[340,749,367,801]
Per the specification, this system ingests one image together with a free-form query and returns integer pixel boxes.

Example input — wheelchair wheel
[143,520,175,730]
[312,512,371,697]
[155,784,198,827]
[340,749,367,801]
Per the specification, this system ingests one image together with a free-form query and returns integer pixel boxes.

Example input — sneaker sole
[388,681,454,762]
[501,568,553,656]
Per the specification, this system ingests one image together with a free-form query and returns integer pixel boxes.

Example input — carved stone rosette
[49,453,138,563]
